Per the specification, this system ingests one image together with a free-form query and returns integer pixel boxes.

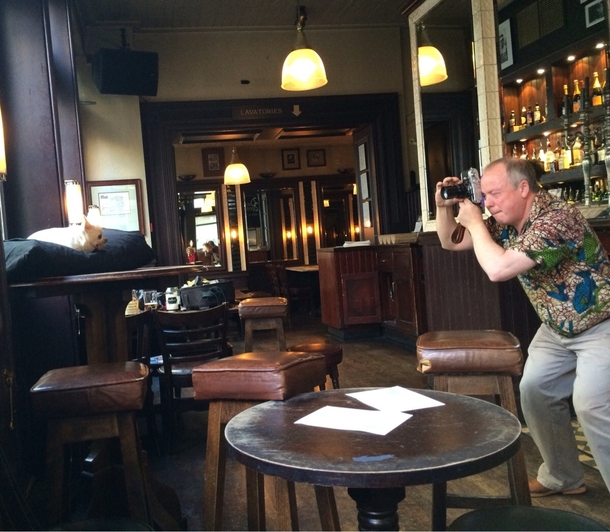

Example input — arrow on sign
[292,105,302,116]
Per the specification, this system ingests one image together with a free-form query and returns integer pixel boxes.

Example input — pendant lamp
[418,24,448,87]
[224,147,250,185]
[281,5,327,91]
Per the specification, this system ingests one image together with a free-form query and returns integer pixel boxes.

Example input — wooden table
[9,265,209,364]
[285,264,319,273]
[225,388,523,531]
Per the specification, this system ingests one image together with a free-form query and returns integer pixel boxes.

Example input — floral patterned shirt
[485,189,610,337]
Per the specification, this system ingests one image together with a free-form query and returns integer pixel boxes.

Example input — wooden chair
[153,303,230,451]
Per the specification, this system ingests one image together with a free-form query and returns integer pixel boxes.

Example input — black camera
[440,168,483,205]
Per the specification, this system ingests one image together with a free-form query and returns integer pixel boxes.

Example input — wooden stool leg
[246,468,266,531]
[45,420,69,526]
[203,402,226,531]
[498,376,531,506]
[116,412,152,525]
[274,318,286,351]
[329,365,340,389]
[314,485,340,531]
[431,482,447,531]
[244,320,254,352]
[272,476,298,531]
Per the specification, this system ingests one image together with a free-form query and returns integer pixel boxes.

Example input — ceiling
[74,0,478,147]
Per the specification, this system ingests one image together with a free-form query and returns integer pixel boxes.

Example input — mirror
[409,0,503,231]
[243,189,271,263]
[320,182,360,247]
[178,188,223,267]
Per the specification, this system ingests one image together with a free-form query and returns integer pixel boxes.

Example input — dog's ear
[82,215,91,227]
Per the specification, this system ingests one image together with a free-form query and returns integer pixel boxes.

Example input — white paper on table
[347,386,445,412]
[294,405,412,436]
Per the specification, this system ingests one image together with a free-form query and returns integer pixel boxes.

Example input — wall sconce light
[306,225,313,234]
[224,147,251,185]
[286,230,292,239]
[418,24,448,87]
[281,5,328,91]
[323,199,330,207]
[87,205,101,225]
[0,107,6,177]
[64,180,84,225]
[354,226,360,234]
[230,229,238,240]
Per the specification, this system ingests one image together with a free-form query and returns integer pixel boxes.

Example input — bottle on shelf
[562,135,572,169]
[526,106,534,127]
[538,141,545,161]
[544,137,556,172]
[591,72,603,106]
[509,110,516,132]
[562,84,571,116]
[520,143,528,159]
[572,79,581,113]
[572,136,583,165]
[554,138,563,170]
[520,106,527,127]
[512,144,518,158]
[534,103,542,124]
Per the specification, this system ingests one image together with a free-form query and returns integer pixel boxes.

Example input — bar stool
[192,350,339,531]
[30,362,151,528]
[415,330,531,531]
[288,342,343,389]
[238,297,288,352]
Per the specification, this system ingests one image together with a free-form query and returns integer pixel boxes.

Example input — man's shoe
[529,478,587,498]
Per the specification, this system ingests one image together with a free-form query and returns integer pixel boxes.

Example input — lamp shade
[281,10,327,91]
[64,180,84,225]
[224,148,250,185]
[418,26,448,87]
[0,107,6,175]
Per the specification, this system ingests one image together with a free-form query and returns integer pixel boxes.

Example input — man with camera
[435,156,610,496]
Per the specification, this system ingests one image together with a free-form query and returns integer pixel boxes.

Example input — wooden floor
[143,314,610,531]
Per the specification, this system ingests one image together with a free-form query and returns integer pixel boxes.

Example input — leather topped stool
[415,330,531,531]
[30,362,151,528]
[238,297,288,352]
[192,350,339,531]
[288,342,343,389]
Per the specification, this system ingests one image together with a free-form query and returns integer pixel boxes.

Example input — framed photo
[86,179,144,233]
[281,149,301,170]
[201,148,225,177]
[498,19,513,70]
[307,149,326,167]
[585,0,605,28]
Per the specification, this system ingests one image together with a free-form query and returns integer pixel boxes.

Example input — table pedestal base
[347,487,405,531]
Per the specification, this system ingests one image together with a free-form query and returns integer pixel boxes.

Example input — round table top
[225,387,522,489]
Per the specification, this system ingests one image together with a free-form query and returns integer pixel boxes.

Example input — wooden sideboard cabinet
[317,245,426,343]
[377,245,427,341]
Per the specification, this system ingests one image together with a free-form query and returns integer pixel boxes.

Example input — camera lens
[440,184,469,200]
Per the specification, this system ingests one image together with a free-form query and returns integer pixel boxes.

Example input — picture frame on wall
[282,149,301,170]
[86,179,144,233]
[201,148,225,177]
[307,149,326,167]
[585,0,604,28]
[498,19,513,70]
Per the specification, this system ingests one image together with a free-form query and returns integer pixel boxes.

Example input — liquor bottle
[538,141,545,161]
[534,103,541,124]
[544,138,555,172]
[572,80,581,113]
[572,136,582,165]
[555,139,563,170]
[512,144,517,158]
[520,106,527,128]
[563,136,572,169]
[591,72,603,106]
[520,143,528,159]
[562,84,571,116]
[509,110,516,132]
[526,106,533,127]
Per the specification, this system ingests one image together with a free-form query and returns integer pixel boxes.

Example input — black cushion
[4,229,156,283]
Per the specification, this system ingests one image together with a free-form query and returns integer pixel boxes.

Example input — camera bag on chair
[180,280,235,309]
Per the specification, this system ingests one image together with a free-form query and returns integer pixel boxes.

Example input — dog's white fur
[28,216,108,252]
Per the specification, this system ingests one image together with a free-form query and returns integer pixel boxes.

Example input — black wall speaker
[92,48,158,96]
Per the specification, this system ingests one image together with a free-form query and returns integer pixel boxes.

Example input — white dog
[28,216,108,252]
